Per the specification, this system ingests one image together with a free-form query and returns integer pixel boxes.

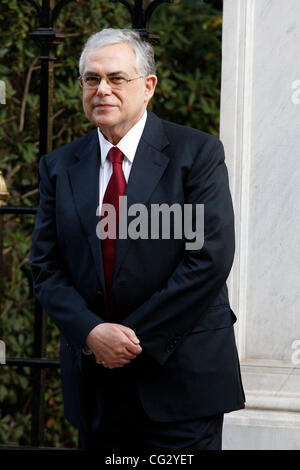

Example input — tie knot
[108,147,123,164]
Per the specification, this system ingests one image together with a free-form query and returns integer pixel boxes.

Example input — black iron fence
[0,0,222,450]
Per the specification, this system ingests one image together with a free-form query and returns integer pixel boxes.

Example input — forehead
[83,42,137,74]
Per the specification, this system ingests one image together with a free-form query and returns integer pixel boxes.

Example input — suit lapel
[113,111,170,281]
[67,130,106,289]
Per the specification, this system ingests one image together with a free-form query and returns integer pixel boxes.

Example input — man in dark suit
[30,28,245,452]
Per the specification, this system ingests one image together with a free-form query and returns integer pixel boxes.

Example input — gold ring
[101,361,106,365]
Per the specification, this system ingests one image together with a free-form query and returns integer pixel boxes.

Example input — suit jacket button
[96,289,103,297]
[166,340,175,352]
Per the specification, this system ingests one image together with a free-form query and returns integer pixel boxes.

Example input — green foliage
[151,0,222,133]
[0,0,222,448]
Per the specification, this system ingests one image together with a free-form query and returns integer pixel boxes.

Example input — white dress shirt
[83,110,147,355]
[97,110,147,213]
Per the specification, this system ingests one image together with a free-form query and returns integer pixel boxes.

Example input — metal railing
[0,0,174,450]
[0,0,222,450]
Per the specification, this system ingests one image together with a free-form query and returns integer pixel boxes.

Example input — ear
[144,75,157,103]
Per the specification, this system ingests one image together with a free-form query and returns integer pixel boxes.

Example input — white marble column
[220,0,300,450]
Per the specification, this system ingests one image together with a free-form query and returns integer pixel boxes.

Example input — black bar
[25,0,71,449]
[3,358,60,368]
[31,300,47,447]
[0,206,37,214]
[111,0,173,39]
[0,446,81,451]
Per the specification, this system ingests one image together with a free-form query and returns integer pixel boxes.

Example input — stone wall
[220,0,300,450]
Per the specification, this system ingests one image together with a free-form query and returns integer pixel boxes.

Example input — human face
[81,42,157,144]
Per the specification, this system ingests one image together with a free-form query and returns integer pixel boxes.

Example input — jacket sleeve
[122,138,235,365]
[29,155,103,351]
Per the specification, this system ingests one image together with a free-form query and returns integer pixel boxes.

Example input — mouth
[93,104,115,108]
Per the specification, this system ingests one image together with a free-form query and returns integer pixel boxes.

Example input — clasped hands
[85,323,142,369]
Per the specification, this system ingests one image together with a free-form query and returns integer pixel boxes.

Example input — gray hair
[79,28,156,76]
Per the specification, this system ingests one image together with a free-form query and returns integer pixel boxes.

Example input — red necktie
[101,147,126,315]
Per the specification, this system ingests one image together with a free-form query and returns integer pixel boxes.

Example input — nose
[96,78,112,96]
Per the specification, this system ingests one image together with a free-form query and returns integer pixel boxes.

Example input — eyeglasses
[78,75,144,90]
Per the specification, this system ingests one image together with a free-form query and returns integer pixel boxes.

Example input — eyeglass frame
[78,74,145,90]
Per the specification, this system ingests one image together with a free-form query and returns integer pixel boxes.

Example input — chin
[94,117,118,129]
[92,110,118,127]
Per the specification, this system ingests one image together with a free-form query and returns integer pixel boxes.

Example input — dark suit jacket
[30,110,245,431]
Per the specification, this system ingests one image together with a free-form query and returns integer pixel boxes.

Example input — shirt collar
[98,110,147,167]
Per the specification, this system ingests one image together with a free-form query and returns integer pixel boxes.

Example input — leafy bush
[0,0,222,448]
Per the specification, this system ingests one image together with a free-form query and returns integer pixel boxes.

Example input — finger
[98,356,131,368]
[117,325,140,345]
[95,350,133,364]
[120,355,135,362]
[107,361,129,369]
[123,342,142,355]
[124,348,140,359]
